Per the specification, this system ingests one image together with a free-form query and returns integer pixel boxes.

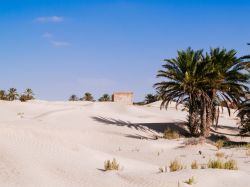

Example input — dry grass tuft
[104,158,119,171]
[169,159,184,172]
[191,160,198,169]
[184,176,195,185]
[215,140,224,150]
[207,159,238,170]
[163,128,180,140]
[215,152,225,158]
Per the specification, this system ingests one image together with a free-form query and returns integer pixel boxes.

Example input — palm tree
[82,92,94,101]
[0,90,6,100]
[154,48,208,136]
[237,99,250,134]
[144,94,158,104]
[7,88,19,101]
[201,48,249,136]
[98,94,111,102]
[69,94,78,101]
[24,88,34,100]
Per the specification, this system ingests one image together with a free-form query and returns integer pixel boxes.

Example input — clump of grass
[163,128,180,140]
[184,137,205,146]
[104,158,119,171]
[215,140,224,150]
[207,159,238,170]
[184,176,195,185]
[207,159,224,169]
[224,159,238,170]
[169,159,184,172]
[215,152,225,158]
[191,160,198,169]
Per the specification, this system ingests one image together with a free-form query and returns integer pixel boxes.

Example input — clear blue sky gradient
[0,0,250,101]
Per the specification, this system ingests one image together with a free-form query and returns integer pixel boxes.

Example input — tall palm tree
[0,90,6,100]
[154,48,209,136]
[201,48,249,136]
[69,94,78,101]
[98,94,111,102]
[83,92,94,101]
[144,94,158,104]
[8,88,19,101]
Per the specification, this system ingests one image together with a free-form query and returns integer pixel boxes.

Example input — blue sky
[0,0,250,101]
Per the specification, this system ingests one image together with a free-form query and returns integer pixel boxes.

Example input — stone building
[112,92,134,105]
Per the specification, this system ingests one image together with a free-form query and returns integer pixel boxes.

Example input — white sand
[0,100,249,187]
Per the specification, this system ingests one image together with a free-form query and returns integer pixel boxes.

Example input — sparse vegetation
[224,159,238,170]
[184,177,195,185]
[104,158,119,171]
[163,128,180,139]
[191,160,198,169]
[215,140,224,150]
[207,159,238,170]
[98,94,111,102]
[169,160,184,172]
[69,94,79,101]
[215,152,225,158]
[82,92,94,101]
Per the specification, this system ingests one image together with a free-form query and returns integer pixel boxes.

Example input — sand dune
[0,100,249,187]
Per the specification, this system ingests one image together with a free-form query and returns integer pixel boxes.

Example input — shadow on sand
[91,116,189,139]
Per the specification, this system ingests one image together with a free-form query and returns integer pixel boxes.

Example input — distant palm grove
[0,88,34,102]
[155,47,250,137]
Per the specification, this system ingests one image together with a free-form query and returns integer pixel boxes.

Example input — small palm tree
[98,94,111,102]
[237,99,250,134]
[83,92,94,101]
[0,90,7,100]
[24,88,34,100]
[7,88,19,101]
[69,94,78,101]
[144,94,158,104]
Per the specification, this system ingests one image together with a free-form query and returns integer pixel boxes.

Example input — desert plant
[215,140,224,150]
[98,94,111,102]
[191,160,198,169]
[7,88,18,101]
[104,158,119,171]
[24,88,34,100]
[144,94,158,104]
[0,90,7,100]
[224,159,238,170]
[215,152,225,158]
[237,99,250,134]
[82,92,94,101]
[169,160,184,172]
[207,159,224,169]
[207,159,238,170]
[68,94,79,101]
[184,177,195,185]
[163,128,180,139]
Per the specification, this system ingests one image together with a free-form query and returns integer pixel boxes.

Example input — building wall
[112,92,134,105]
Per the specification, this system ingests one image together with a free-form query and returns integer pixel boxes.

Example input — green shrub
[163,128,180,140]
[104,158,119,171]
[169,160,184,172]
[191,160,198,169]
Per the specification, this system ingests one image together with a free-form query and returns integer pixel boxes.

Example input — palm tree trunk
[200,100,207,137]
